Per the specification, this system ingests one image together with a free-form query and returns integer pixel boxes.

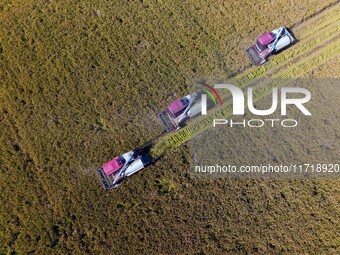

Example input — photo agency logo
[198,83,312,128]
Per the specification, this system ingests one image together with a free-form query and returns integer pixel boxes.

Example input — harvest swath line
[151,3,340,158]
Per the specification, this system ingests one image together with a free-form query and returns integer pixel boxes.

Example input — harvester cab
[246,26,295,65]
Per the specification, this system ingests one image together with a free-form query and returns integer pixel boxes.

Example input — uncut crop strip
[151,4,340,157]
[151,39,340,157]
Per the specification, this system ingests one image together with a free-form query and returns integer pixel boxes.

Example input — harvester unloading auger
[246,26,295,65]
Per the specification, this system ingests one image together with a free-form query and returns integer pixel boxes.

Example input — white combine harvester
[96,145,153,190]
[246,26,295,65]
[158,92,203,133]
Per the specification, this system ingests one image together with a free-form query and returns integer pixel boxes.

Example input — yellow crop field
[0,0,339,254]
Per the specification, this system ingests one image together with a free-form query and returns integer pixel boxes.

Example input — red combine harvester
[96,145,153,190]
[158,92,203,133]
[246,26,295,65]
[158,85,220,133]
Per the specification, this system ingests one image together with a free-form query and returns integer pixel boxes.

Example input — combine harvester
[96,145,154,190]
[246,26,295,65]
[158,92,202,133]
[158,87,216,133]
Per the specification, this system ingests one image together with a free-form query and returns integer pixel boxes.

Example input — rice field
[0,0,339,254]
